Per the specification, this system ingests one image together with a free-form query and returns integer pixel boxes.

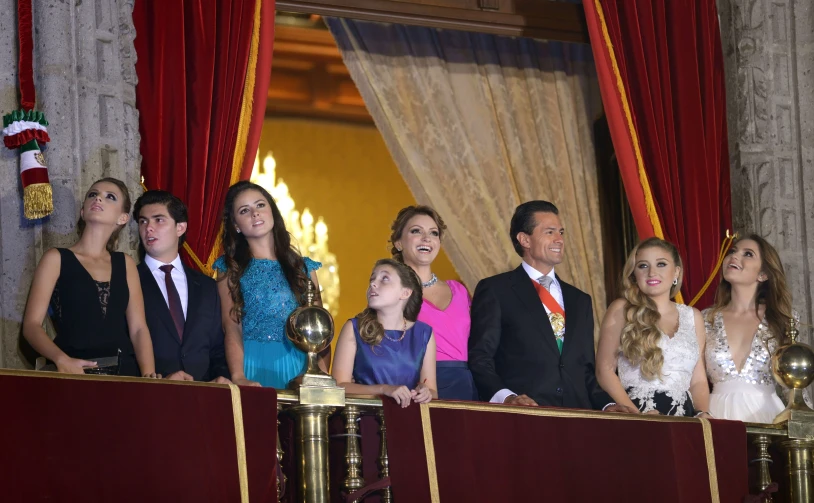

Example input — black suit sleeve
[581,295,613,410]
[206,284,230,381]
[468,279,506,401]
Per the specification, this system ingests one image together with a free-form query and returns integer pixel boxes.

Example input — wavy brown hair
[389,205,448,263]
[219,181,310,323]
[356,259,423,347]
[77,177,132,253]
[620,237,684,380]
[706,234,793,345]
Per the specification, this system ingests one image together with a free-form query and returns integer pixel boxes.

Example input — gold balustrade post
[781,438,814,503]
[289,404,337,503]
[285,280,345,503]
[377,409,393,503]
[342,405,365,493]
[752,434,774,502]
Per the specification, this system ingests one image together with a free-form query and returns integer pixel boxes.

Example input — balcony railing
[275,387,814,503]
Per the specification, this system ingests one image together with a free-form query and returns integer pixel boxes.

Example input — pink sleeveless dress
[418,280,477,400]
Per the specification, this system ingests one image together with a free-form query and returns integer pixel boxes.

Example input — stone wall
[718,0,814,341]
[0,0,141,368]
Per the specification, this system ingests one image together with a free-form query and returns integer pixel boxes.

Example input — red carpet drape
[584,0,732,307]
[133,0,275,274]
[1,371,279,502]
[382,400,747,502]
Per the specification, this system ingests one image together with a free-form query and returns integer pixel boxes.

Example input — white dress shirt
[144,253,189,319]
[490,261,564,404]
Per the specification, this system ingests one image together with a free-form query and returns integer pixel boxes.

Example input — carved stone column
[717,0,814,341]
[0,0,141,368]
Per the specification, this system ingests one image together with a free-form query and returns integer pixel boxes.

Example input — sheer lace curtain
[327,18,608,333]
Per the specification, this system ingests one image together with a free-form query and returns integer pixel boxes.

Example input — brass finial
[787,317,799,344]
[305,279,316,306]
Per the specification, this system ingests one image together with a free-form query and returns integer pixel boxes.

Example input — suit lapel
[184,266,202,343]
[510,266,559,354]
[139,262,182,344]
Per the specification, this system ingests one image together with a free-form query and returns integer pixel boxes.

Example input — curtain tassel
[688,230,738,307]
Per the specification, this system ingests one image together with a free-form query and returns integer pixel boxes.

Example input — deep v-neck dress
[48,248,138,376]
[703,308,784,423]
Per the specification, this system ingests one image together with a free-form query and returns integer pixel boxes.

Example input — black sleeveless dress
[49,248,139,376]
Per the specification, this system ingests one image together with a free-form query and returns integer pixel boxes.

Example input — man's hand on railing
[164,370,194,381]
[503,394,538,406]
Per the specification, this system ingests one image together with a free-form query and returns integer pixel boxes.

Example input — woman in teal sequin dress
[215,181,329,388]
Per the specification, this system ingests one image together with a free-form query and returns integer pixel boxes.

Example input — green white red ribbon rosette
[3,109,52,219]
[3,0,54,220]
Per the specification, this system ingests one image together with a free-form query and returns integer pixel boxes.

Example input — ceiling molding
[276,0,589,44]
[267,25,373,124]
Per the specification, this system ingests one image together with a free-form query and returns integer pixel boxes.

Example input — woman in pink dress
[390,205,477,400]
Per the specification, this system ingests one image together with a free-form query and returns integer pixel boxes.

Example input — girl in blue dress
[332,259,437,407]
[215,181,327,388]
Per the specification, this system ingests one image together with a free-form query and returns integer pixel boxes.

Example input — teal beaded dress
[214,256,321,388]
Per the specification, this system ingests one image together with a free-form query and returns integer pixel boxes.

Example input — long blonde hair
[706,234,793,345]
[355,259,423,347]
[620,237,684,380]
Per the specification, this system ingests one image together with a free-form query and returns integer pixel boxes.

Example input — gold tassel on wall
[23,183,54,220]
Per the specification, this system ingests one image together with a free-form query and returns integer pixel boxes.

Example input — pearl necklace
[422,273,438,288]
[383,318,408,343]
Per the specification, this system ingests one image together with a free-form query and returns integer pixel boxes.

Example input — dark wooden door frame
[276,0,589,43]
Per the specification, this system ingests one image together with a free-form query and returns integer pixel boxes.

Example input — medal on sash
[532,280,566,352]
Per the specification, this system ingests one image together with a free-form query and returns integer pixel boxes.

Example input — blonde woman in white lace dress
[597,238,712,417]
[703,234,794,423]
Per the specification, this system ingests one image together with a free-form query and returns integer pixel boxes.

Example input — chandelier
[251,152,340,317]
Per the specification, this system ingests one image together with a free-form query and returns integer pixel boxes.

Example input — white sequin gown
[703,309,785,423]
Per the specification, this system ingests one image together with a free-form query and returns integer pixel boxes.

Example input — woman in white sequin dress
[597,238,711,417]
[703,235,794,423]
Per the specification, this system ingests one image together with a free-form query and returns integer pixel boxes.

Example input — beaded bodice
[703,309,779,386]
[213,256,321,342]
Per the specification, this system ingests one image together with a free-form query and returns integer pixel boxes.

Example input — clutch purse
[37,349,121,375]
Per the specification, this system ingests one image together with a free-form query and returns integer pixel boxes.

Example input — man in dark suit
[469,200,630,411]
[134,191,230,383]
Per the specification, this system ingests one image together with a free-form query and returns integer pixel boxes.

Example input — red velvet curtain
[133,0,274,272]
[586,0,732,308]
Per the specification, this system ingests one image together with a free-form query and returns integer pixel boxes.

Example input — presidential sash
[531,280,566,353]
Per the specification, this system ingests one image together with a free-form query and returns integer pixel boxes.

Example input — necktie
[537,275,564,353]
[159,264,185,340]
[537,275,554,290]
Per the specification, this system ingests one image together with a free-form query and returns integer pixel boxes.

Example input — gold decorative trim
[229,383,250,503]
[428,401,700,422]
[419,403,441,503]
[699,418,720,503]
[0,368,229,387]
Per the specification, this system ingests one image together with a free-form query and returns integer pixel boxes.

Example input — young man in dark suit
[469,200,631,411]
[134,191,230,383]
